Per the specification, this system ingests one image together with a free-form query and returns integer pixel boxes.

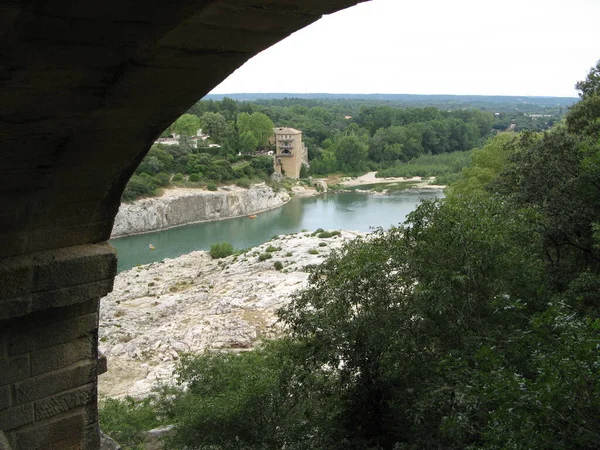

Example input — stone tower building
[273,127,308,179]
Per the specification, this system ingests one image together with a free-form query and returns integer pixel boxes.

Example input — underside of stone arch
[0,1,363,448]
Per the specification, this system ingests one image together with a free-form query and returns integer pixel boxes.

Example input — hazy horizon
[205,92,579,99]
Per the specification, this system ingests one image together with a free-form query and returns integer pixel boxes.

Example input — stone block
[0,355,30,386]
[0,403,34,431]
[33,243,117,292]
[32,279,114,313]
[0,385,10,411]
[8,312,97,356]
[86,424,102,450]
[38,433,84,450]
[35,383,96,421]
[13,410,85,450]
[0,264,32,300]
[0,296,32,321]
[31,336,93,376]
[0,334,6,360]
[83,395,99,426]
[13,361,96,405]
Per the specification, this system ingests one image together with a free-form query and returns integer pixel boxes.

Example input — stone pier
[0,245,116,449]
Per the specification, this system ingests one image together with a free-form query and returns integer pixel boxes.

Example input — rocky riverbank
[99,230,365,398]
[111,183,291,238]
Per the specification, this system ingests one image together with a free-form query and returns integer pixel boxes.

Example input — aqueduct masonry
[0,1,363,448]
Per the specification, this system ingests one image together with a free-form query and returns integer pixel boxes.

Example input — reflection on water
[111,190,443,272]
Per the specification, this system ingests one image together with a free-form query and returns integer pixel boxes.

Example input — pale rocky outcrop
[111,183,290,238]
[99,230,365,398]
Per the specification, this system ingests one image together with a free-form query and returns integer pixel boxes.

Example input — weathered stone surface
[13,411,85,450]
[13,361,96,405]
[0,403,34,432]
[30,337,94,377]
[0,243,116,321]
[111,184,290,237]
[35,384,96,421]
[99,431,121,450]
[99,230,365,397]
[0,355,30,386]
[0,385,10,411]
[8,313,98,356]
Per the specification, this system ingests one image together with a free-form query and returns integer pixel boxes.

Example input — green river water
[111,189,444,272]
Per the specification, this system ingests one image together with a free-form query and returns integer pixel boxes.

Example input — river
[110,189,444,272]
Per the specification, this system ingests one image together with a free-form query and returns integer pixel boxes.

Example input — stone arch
[0,1,363,448]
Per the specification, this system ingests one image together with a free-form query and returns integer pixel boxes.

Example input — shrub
[207,183,218,191]
[273,261,283,271]
[188,173,201,182]
[99,396,163,449]
[318,230,341,239]
[121,174,159,202]
[308,249,319,255]
[299,163,310,178]
[311,228,325,236]
[258,253,273,262]
[265,245,279,253]
[210,242,234,259]
[154,172,170,186]
[285,252,293,257]
[250,156,275,176]
[319,242,327,247]
[172,173,184,182]
[235,177,252,188]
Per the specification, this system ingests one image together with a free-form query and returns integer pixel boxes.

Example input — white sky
[210,0,600,97]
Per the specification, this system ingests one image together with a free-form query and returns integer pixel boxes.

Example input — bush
[273,261,283,271]
[207,183,218,191]
[258,253,273,262]
[99,396,163,449]
[188,173,200,182]
[250,156,275,176]
[235,178,252,188]
[209,242,234,259]
[299,163,310,178]
[121,174,159,202]
[308,249,319,255]
[318,230,341,239]
[172,173,184,182]
[265,245,279,253]
[319,242,327,247]
[154,172,170,186]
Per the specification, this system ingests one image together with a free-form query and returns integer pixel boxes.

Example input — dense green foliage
[123,91,568,201]
[101,63,597,450]
[209,242,235,259]
[99,397,162,449]
[106,63,599,450]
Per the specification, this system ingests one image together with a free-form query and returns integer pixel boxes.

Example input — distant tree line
[122,90,568,201]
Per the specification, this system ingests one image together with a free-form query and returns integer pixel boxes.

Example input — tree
[200,112,227,143]
[332,134,368,173]
[238,131,258,154]
[171,114,201,137]
[237,112,275,149]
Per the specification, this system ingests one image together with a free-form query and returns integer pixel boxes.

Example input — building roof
[274,127,302,135]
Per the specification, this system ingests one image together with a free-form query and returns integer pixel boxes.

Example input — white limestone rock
[99,230,365,398]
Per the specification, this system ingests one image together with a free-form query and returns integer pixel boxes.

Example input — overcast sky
[210,0,600,97]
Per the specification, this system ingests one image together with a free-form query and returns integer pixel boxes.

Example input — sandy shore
[337,172,445,190]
